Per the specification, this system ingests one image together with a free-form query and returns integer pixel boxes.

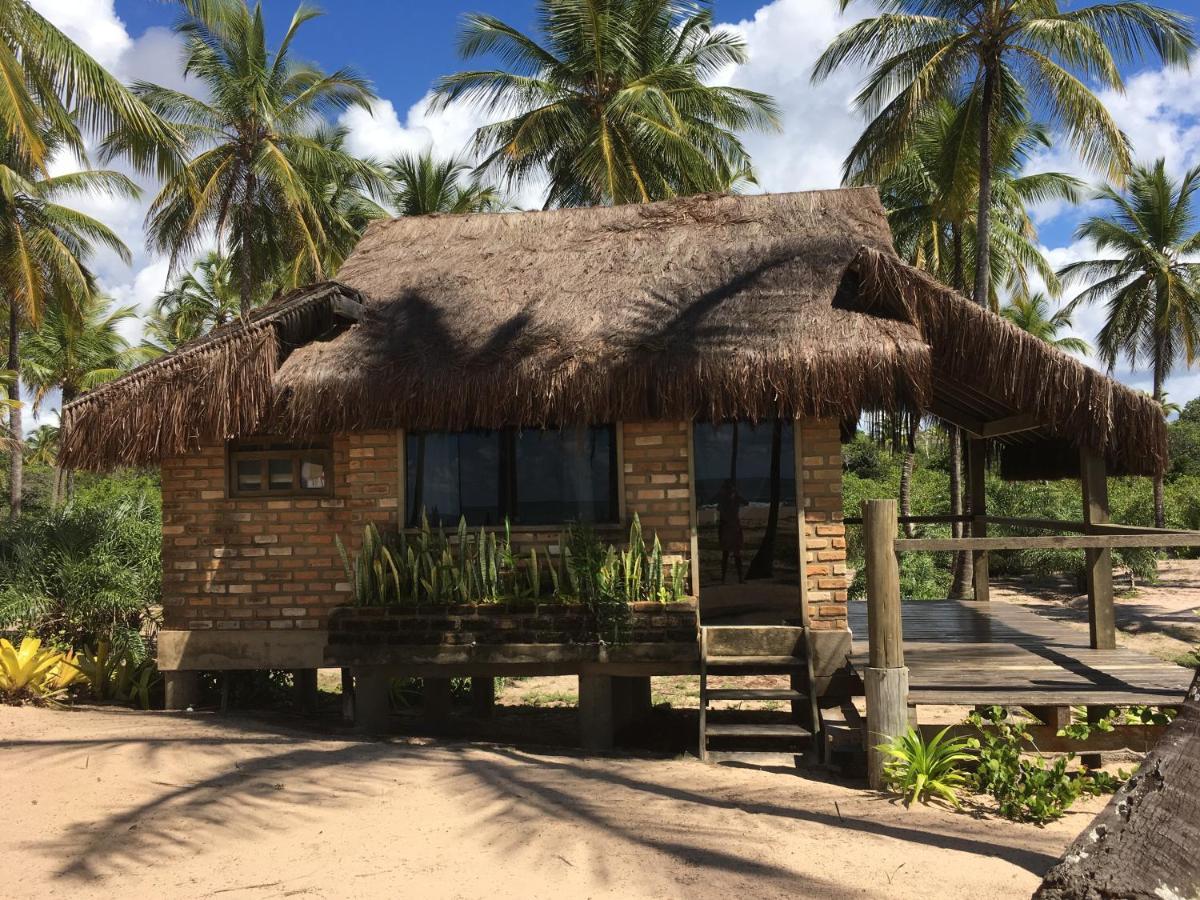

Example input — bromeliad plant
[337,513,689,610]
[879,725,975,808]
[0,636,78,704]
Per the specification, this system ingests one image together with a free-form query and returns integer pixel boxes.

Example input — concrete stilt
[471,676,495,718]
[612,676,652,739]
[424,677,453,724]
[163,670,200,711]
[579,674,614,752]
[293,668,318,716]
[353,669,392,734]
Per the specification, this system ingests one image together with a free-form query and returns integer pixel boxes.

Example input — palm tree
[876,100,1082,309]
[148,251,243,351]
[23,423,56,467]
[386,150,505,216]
[813,0,1194,308]
[1000,292,1091,355]
[0,135,138,519]
[0,0,181,176]
[1060,159,1200,527]
[433,0,779,207]
[22,290,141,502]
[134,0,378,312]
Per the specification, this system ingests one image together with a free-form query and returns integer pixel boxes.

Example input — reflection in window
[406,426,617,527]
[227,439,333,498]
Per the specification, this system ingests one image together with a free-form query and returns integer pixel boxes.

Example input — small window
[227,439,332,498]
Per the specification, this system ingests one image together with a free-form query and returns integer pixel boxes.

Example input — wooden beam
[330,294,364,321]
[1081,448,1116,651]
[979,413,1043,439]
[968,438,989,602]
[896,533,1200,551]
[793,421,810,627]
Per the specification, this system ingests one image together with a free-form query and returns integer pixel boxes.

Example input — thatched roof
[61,188,1166,478]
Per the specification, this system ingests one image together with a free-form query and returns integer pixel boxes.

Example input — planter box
[325,599,698,667]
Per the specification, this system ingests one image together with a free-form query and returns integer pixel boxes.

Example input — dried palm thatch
[59,188,1165,478]
[848,246,1167,477]
[271,188,930,434]
[60,283,350,469]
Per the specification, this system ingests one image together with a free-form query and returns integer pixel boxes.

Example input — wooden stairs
[699,625,822,762]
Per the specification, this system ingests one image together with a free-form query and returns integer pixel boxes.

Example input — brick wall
[799,419,849,630]
[161,432,400,632]
[620,421,694,560]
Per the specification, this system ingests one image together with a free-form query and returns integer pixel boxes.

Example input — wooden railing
[859,497,1200,789]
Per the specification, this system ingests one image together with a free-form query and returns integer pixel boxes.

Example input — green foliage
[338,512,689,615]
[880,726,975,807]
[967,706,1082,824]
[0,479,161,654]
[73,641,160,709]
[843,434,890,480]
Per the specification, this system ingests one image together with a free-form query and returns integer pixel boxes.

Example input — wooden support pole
[340,667,355,724]
[471,676,495,718]
[163,671,199,711]
[863,499,909,790]
[968,438,990,602]
[1081,449,1116,651]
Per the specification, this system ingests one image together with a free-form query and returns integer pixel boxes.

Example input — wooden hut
[61,188,1168,750]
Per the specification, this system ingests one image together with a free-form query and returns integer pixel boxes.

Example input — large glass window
[406,426,617,527]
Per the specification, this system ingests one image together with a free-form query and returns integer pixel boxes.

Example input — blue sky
[27,0,1200,422]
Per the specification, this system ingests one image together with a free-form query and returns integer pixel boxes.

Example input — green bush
[0,478,161,657]
[880,725,975,807]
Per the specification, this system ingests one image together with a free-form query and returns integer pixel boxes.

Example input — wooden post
[340,667,355,723]
[968,438,990,602]
[863,499,909,790]
[1081,449,1116,650]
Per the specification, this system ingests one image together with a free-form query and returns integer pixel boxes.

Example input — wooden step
[704,722,813,739]
[703,625,806,657]
[704,655,807,672]
[704,688,806,701]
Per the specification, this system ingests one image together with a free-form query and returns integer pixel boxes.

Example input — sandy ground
[993,558,1200,664]
[0,704,1103,900]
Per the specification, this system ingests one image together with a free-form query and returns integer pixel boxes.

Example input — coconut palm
[148,252,244,352]
[23,423,56,467]
[386,150,506,216]
[1,136,138,519]
[133,0,378,312]
[1001,292,1091,355]
[23,291,142,502]
[876,100,1082,308]
[813,0,1194,308]
[432,0,779,207]
[0,0,181,176]
[1060,159,1200,527]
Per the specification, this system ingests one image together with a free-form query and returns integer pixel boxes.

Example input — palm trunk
[239,167,257,315]
[948,425,971,598]
[55,384,77,506]
[972,63,996,310]
[1035,668,1200,900]
[7,301,22,522]
[899,416,917,538]
[1151,342,1167,529]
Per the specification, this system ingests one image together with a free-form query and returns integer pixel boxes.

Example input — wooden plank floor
[847,599,1193,707]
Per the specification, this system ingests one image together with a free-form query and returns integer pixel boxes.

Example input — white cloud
[719,0,877,193]
[29,0,131,71]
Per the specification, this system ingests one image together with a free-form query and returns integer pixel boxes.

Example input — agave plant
[880,725,976,808]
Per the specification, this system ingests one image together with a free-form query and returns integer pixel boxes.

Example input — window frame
[226,437,334,499]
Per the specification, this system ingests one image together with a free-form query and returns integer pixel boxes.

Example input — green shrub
[0,481,161,655]
[880,725,975,807]
[968,706,1083,824]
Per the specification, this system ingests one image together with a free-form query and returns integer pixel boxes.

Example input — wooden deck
[847,599,1193,708]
